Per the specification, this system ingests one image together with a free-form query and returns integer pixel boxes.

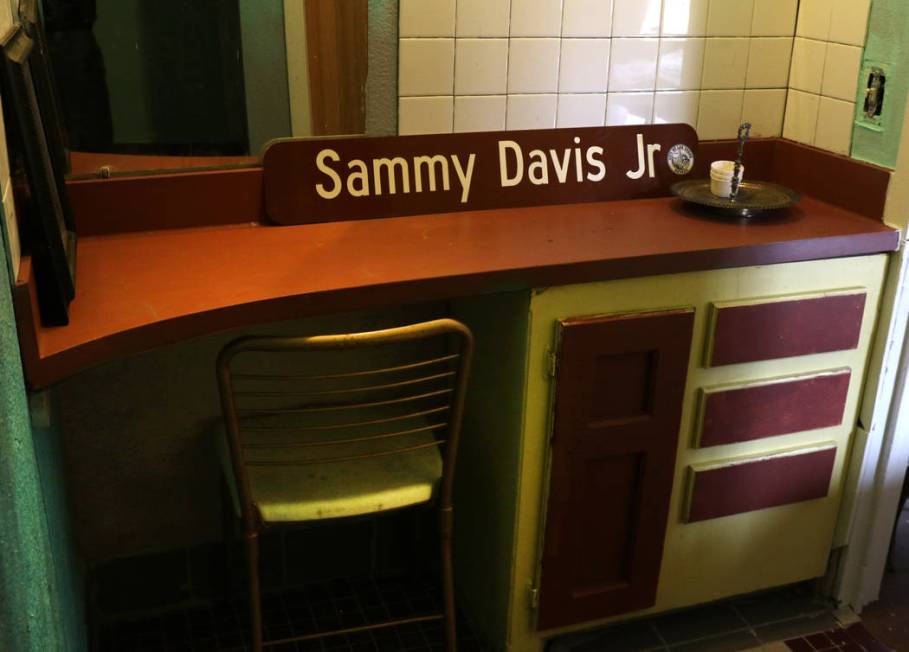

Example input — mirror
[42,0,397,178]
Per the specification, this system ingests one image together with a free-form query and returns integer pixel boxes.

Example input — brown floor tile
[805,631,833,648]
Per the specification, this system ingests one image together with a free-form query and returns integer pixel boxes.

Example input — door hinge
[546,349,558,378]
[530,584,541,610]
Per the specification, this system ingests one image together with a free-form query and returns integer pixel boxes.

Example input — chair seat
[216,425,443,523]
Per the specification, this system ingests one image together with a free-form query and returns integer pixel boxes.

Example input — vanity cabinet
[453,254,888,652]
[537,309,693,630]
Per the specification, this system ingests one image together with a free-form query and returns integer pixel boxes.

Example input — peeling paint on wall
[852,0,909,169]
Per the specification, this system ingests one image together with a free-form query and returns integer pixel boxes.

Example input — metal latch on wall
[864,67,886,120]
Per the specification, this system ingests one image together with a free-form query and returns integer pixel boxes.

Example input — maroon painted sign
[262,124,699,225]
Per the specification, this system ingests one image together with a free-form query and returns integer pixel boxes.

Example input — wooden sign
[263,124,699,225]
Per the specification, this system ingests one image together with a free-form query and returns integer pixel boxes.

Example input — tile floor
[96,515,909,652]
[780,623,893,651]
[861,500,909,651]
[549,583,896,652]
[96,574,484,652]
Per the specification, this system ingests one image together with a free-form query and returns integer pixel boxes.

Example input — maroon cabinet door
[537,309,694,631]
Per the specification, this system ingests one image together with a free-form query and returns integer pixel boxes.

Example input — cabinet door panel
[537,309,694,631]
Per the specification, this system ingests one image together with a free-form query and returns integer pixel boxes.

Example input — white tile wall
[562,0,613,37]
[508,38,561,93]
[606,91,654,126]
[657,38,705,90]
[822,43,862,101]
[612,0,661,37]
[556,93,607,127]
[398,38,455,96]
[698,89,745,140]
[400,0,456,37]
[789,37,826,94]
[661,0,709,37]
[609,38,660,91]
[399,96,454,134]
[815,96,855,155]
[454,95,508,132]
[654,90,700,125]
[782,88,819,144]
[751,0,798,37]
[701,38,749,90]
[743,88,787,137]
[559,39,611,93]
[398,0,866,147]
[705,0,754,37]
[782,0,870,155]
[506,94,558,129]
[509,0,563,37]
[746,38,793,89]
[455,39,509,95]
[456,0,511,37]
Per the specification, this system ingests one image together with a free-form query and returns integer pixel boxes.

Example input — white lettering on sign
[312,133,666,204]
[626,133,662,180]
[498,137,607,188]
[451,154,476,203]
[315,150,476,203]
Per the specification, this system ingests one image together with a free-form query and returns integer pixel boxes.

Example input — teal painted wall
[852,0,909,168]
[0,254,83,651]
[367,0,398,136]
[238,0,292,153]
[30,392,88,652]
[0,95,87,649]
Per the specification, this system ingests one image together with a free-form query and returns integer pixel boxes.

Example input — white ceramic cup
[710,160,744,198]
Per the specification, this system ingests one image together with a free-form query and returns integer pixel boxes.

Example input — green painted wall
[0,250,85,651]
[0,38,87,643]
[238,0,292,153]
[30,393,88,652]
[367,0,398,136]
[852,0,909,168]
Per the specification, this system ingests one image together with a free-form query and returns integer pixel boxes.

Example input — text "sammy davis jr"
[313,134,663,204]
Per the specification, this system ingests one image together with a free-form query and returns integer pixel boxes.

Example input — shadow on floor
[95,574,484,652]
[862,504,909,651]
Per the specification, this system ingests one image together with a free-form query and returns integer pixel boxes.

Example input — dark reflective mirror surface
[43,0,395,178]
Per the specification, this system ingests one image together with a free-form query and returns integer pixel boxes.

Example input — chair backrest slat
[245,440,446,467]
[241,422,449,450]
[239,405,451,432]
[232,370,456,398]
[216,318,473,530]
[235,388,454,416]
[231,353,460,382]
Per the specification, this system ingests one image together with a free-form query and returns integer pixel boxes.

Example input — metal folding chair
[216,319,473,651]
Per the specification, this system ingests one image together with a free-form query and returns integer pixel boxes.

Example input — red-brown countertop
[14,194,900,388]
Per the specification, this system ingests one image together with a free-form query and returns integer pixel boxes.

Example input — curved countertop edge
[14,196,901,389]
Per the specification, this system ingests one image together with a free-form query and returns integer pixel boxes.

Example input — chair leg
[440,506,457,652]
[220,478,236,600]
[245,530,264,652]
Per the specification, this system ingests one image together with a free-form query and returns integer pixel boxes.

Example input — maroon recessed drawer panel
[707,293,866,367]
[698,370,851,447]
[686,446,837,522]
